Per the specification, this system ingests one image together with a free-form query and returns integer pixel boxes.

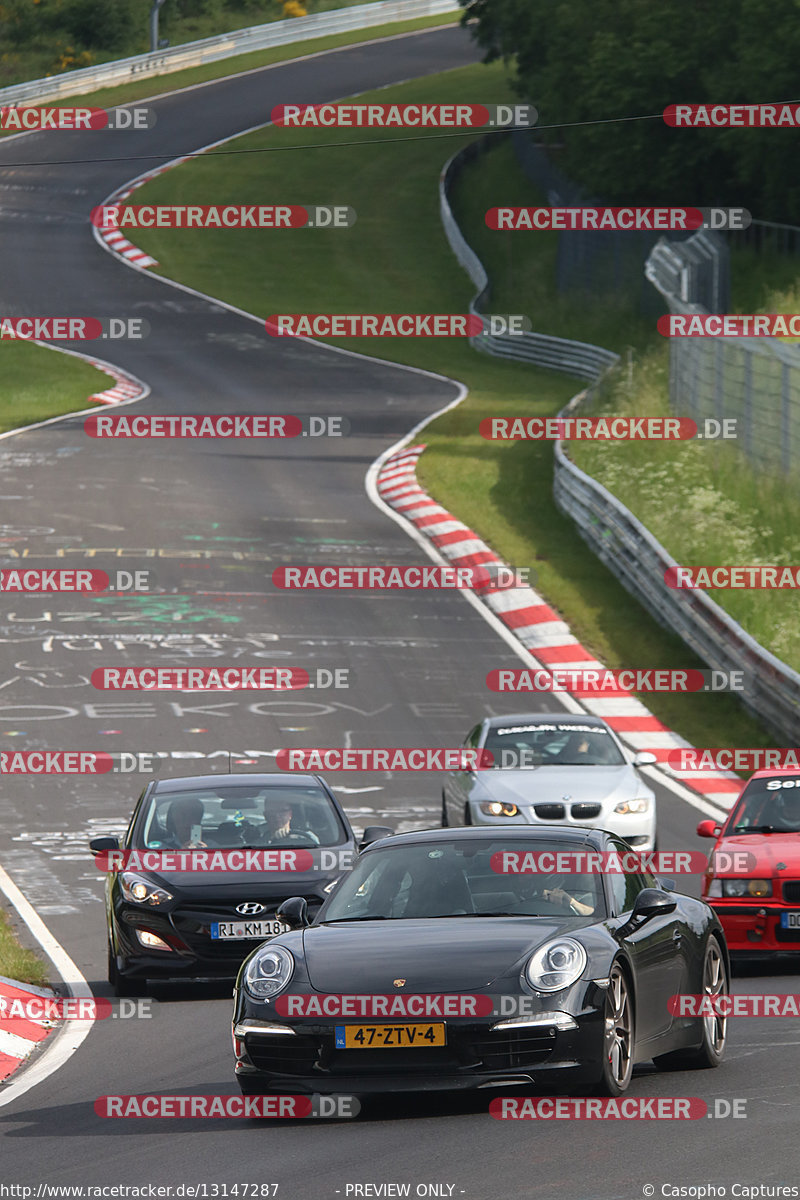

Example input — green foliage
[460,0,800,219]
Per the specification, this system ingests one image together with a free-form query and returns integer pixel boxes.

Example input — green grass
[0,12,458,128]
[0,13,458,433]
[0,904,50,988]
[0,0,422,90]
[0,341,110,434]
[125,60,775,754]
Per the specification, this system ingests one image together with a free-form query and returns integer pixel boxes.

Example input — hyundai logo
[235,902,266,915]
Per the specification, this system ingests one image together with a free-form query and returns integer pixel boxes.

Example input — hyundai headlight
[479,801,520,817]
[244,945,295,999]
[614,797,650,815]
[525,938,587,993]
[119,872,173,907]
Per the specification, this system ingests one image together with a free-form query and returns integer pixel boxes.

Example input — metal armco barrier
[440,141,800,743]
[0,0,458,106]
[440,140,617,381]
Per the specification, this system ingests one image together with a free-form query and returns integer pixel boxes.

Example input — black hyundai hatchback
[90,773,358,995]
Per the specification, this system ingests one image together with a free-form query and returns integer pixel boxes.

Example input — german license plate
[210,919,289,940]
[780,911,800,929]
[334,1023,446,1049]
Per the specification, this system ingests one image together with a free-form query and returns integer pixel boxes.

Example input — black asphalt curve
[0,25,790,1199]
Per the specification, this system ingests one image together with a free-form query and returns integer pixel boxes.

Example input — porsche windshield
[137,784,346,849]
[322,839,607,921]
[483,722,625,768]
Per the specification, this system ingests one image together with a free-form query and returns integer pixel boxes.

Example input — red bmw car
[698,767,800,958]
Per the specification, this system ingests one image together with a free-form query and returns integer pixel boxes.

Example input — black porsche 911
[90,773,359,995]
[232,825,728,1097]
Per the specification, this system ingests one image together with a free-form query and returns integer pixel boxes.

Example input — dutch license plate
[780,911,800,929]
[210,919,289,940]
[334,1023,446,1049]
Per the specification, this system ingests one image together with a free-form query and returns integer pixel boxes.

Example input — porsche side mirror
[359,825,393,850]
[631,888,678,921]
[633,751,657,767]
[658,878,676,893]
[277,897,309,928]
[89,836,119,854]
[696,820,721,839]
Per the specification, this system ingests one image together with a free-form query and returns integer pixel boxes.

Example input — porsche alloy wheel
[599,963,634,1095]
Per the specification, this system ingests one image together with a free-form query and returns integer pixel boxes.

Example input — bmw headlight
[614,797,650,815]
[244,945,295,999]
[479,801,520,817]
[712,878,772,898]
[119,872,173,907]
[525,938,587,993]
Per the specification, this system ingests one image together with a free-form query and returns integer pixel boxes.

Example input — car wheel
[109,941,146,997]
[595,962,634,1095]
[441,791,449,828]
[653,936,728,1070]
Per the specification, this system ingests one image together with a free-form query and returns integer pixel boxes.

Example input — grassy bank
[0,342,110,434]
[0,905,49,988]
[122,60,774,752]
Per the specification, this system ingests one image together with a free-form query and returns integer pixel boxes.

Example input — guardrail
[439,139,618,381]
[440,139,800,743]
[0,0,458,107]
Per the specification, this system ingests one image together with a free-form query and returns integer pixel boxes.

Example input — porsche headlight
[244,945,295,999]
[614,797,650,815]
[479,801,520,818]
[119,872,173,907]
[525,938,587,993]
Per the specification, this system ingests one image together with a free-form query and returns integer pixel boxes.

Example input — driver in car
[510,872,596,916]
[263,803,321,845]
[767,788,800,832]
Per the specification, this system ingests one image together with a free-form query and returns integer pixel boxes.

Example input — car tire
[591,962,635,1096]
[441,792,449,828]
[652,936,728,1071]
[109,940,146,997]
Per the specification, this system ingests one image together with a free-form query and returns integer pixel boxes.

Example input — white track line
[0,864,95,1108]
